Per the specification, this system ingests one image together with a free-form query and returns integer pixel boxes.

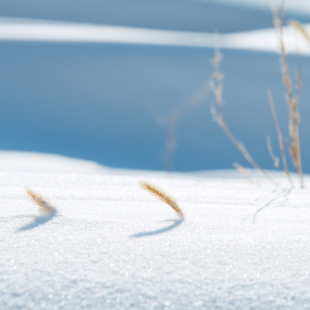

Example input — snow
[1,152,310,309]
[1,18,310,173]
[0,1,310,174]
[201,0,310,16]
[1,1,310,306]
[0,17,310,55]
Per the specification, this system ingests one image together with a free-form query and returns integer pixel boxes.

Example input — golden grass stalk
[210,40,276,185]
[26,188,57,214]
[139,181,184,218]
[273,1,304,188]
[267,90,294,187]
[290,20,310,44]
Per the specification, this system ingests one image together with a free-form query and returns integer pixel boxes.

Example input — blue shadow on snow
[17,211,57,232]
[130,218,183,238]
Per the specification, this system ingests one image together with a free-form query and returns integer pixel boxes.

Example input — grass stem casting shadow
[140,181,184,218]
[18,188,57,231]
[131,219,183,238]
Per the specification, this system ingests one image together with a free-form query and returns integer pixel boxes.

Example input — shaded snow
[202,0,310,16]
[0,2,309,174]
[0,17,310,55]
[0,152,310,309]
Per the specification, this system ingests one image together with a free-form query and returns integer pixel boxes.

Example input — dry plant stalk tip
[266,136,280,169]
[273,1,304,188]
[210,38,276,185]
[267,90,294,187]
[290,20,310,44]
[139,181,184,218]
[26,188,57,214]
[160,81,209,172]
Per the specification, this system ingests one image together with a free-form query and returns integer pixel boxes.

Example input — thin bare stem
[266,136,280,169]
[273,1,304,188]
[210,40,276,185]
[160,81,209,172]
[267,90,294,187]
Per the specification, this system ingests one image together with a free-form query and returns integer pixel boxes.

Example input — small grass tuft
[25,188,57,214]
[139,181,184,218]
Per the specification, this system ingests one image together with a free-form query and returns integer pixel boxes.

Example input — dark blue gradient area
[0,0,309,172]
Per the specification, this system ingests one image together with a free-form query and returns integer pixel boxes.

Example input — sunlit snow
[0,152,310,309]
[0,17,310,55]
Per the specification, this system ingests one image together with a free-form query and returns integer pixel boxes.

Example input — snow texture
[1,152,310,309]
[0,17,310,55]
[201,0,310,16]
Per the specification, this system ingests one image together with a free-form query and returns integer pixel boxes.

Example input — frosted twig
[267,90,294,187]
[266,136,280,169]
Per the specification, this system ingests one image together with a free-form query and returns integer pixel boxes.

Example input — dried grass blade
[139,181,184,218]
[26,188,57,214]
[273,2,304,188]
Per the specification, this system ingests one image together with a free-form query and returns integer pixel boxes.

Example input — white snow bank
[0,17,310,55]
[0,151,107,173]
[1,152,310,309]
[200,0,310,16]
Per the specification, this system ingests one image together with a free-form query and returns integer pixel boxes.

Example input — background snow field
[0,0,309,173]
[1,152,310,309]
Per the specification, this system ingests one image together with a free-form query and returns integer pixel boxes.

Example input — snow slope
[2,38,310,173]
[1,152,310,309]
[0,0,310,174]
[0,0,302,33]
[1,17,310,55]
[202,0,310,16]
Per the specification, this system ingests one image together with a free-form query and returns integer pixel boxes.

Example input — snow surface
[1,152,310,309]
[201,0,310,16]
[0,17,310,55]
[0,0,298,33]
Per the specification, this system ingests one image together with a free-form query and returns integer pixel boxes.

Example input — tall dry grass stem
[290,20,310,44]
[139,181,184,218]
[266,136,280,169]
[210,40,276,185]
[273,1,304,188]
[267,90,294,187]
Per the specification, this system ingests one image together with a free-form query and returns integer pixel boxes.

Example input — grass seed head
[139,181,184,218]
[26,188,57,214]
